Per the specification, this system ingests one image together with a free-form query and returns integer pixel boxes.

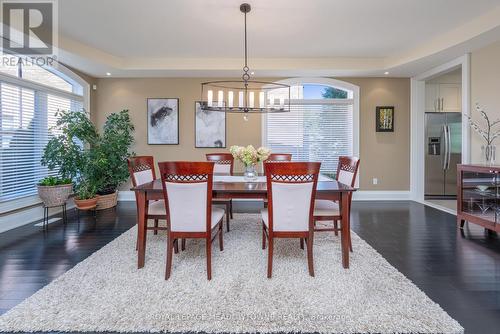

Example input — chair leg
[219,221,224,251]
[174,239,179,254]
[334,220,339,236]
[181,238,186,251]
[262,222,266,249]
[307,233,315,277]
[165,235,173,280]
[206,237,212,280]
[225,202,230,232]
[154,219,159,235]
[349,234,353,252]
[267,236,273,278]
[229,200,233,219]
[300,238,304,250]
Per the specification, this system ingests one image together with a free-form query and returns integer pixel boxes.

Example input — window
[263,79,358,178]
[0,56,86,202]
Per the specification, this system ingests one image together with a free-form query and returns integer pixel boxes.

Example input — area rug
[0,214,463,334]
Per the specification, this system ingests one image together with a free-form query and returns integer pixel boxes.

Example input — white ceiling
[57,0,500,77]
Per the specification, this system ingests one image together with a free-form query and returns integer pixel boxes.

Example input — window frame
[0,62,89,213]
[261,77,360,183]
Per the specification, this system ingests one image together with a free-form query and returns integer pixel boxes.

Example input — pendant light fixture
[200,3,291,116]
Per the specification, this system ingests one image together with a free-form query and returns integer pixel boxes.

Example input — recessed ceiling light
[384,71,389,75]
[106,72,111,76]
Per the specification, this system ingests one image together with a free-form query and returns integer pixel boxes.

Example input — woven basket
[37,184,73,207]
[96,191,118,210]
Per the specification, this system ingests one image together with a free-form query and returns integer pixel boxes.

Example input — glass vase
[482,144,496,165]
[244,164,258,182]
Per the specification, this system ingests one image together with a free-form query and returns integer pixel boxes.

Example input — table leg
[340,192,350,269]
[137,191,147,269]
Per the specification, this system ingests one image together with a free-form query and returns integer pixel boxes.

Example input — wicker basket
[37,184,73,207]
[96,191,118,210]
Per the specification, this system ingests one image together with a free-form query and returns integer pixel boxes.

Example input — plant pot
[74,196,99,210]
[96,191,118,210]
[37,183,73,207]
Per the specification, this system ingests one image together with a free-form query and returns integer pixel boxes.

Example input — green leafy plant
[93,110,135,194]
[38,176,72,186]
[41,109,135,197]
[75,179,97,200]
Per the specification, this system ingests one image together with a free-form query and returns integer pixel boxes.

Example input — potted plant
[93,110,135,210]
[73,179,98,210]
[41,109,135,210]
[37,176,73,207]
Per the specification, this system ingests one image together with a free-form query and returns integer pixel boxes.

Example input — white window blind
[0,80,83,202]
[264,102,354,176]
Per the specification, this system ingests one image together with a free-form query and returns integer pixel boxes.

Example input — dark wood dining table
[132,176,356,270]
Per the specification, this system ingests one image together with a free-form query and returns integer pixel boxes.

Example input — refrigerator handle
[442,125,448,170]
[446,125,452,169]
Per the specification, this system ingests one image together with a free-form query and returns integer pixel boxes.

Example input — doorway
[410,55,471,213]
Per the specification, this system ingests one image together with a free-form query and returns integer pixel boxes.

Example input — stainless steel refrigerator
[425,112,462,198]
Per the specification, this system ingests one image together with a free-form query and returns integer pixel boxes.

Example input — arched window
[0,56,89,202]
[262,78,359,178]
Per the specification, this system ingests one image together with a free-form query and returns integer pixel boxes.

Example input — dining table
[131,174,356,270]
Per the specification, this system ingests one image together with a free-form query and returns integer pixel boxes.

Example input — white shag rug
[0,214,463,334]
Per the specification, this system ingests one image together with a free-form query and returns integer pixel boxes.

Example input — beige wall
[471,40,500,163]
[92,77,410,191]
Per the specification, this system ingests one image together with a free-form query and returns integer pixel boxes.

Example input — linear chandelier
[200,3,291,115]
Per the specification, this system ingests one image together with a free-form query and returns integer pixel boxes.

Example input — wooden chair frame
[262,153,292,175]
[158,161,224,280]
[262,162,321,278]
[313,156,360,252]
[206,153,234,231]
[128,156,170,250]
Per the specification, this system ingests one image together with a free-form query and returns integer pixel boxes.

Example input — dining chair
[262,153,292,175]
[127,156,169,250]
[261,162,321,278]
[206,153,234,231]
[158,161,224,280]
[313,156,360,252]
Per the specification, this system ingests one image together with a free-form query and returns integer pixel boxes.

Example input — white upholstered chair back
[134,169,154,186]
[165,181,208,232]
[265,162,321,233]
[213,163,231,175]
[270,182,314,231]
[158,161,215,233]
[337,169,355,186]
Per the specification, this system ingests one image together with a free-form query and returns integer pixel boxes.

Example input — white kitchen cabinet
[425,83,461,113]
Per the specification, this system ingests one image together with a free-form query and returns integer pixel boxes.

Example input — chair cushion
[148,200,166,215]
[211,207,225,228]
[313,200,340,217]
[260,208,269,228]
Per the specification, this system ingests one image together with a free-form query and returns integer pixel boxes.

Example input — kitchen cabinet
[425,83,461,113]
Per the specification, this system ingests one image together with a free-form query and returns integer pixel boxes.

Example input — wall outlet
[372,178,378,185]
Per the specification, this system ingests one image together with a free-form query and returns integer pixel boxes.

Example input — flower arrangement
[466,104,500,146]
[229,145,271,167]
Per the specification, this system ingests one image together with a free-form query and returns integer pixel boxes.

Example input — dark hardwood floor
[0,201,499,333]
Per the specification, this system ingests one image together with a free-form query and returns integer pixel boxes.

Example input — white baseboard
[118,190,412,202]
[0,199,75,234]
[352,190,411,201]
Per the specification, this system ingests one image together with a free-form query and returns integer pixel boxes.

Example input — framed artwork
[147,98,179,145]
[195,101,226,148]
[376,106,394,132]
